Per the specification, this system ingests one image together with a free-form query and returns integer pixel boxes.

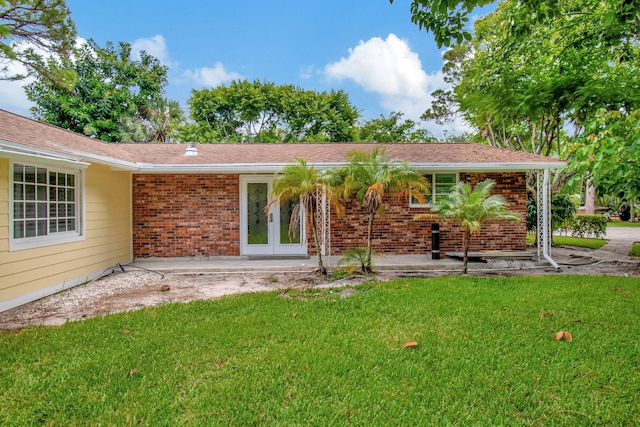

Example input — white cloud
[0,58,34,116]
[131,34,173,66]
[324,33,471,137]
[181,62,242,88]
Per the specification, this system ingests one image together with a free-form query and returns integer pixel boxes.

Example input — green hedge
[559,214,607,239]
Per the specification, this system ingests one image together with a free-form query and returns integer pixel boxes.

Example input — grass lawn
[1,276,638,426]
[526,234,607,249]
[630,243,640,257]
[607,221,640,228]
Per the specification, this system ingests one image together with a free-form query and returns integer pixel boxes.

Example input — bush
[526,194,578,233]
[559,214,607,239]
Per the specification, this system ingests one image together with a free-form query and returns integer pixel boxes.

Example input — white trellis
[536,169,559,269]
[316,188,331,258]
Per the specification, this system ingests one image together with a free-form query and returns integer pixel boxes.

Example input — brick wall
[326,172,527,255]
[133,174,240,257]
[132,172,527,258]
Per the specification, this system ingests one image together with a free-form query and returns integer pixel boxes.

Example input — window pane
[58,204,66,217]
[50,204,57,218]
[13,164,24,182]
[58,188,66,201]
[49,187,57,201]
[25,184,36,200]
[49,171,57,185]
[58,219,67,232]
[37,203,47,218]
[37,168,47,184]
[13,183,24,200]
[25,202,36,219]
[435,174,456,196]
[14,221,24,238]
[37,220,47,236]
[67,174,75,187]
[25,220,37,237]
[37,185,47,201]
[67,218,76,231]
[66,203,75,217]
[14,203,24,219]
[57,174,66,186]
[50,219,57,233]
[25,166,36,183]
[67,188,75,201]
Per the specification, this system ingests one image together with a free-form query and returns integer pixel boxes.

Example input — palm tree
[267,158,340,275]
[120,98,184,142]
[332,148,428,273]
[422,179,521,274]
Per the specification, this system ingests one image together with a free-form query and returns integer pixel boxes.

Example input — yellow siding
[0,160,132,305]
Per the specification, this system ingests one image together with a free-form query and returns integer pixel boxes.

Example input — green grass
[1,276,639,426]
[526,234,607,249]
[630,243,640,257]
[607,221,640,228]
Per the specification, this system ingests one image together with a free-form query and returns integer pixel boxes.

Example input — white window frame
[9,160,85,251]
[410,172,459,207]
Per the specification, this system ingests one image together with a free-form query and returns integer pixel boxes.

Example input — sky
[0,0,492,137]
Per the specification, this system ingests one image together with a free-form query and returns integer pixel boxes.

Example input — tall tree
[25,39,168,142]
[184,80,359,143]
[421,0,639,192]
[419,179,520,274]
[0,0,76,88]
[331,148,428,273]
[119,98,185,143]
[357,111,436,142]
[389,0,639,48]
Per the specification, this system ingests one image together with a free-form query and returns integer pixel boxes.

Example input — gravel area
[1,246,638,330]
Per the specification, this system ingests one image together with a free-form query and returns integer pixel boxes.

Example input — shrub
[560,214,607,239]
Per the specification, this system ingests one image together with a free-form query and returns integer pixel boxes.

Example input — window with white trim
[410,173,458,206]
[11,162,83,249]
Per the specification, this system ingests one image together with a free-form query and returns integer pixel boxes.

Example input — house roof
[0,109,565,173]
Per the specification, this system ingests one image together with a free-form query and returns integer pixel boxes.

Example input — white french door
[240,176,307,256]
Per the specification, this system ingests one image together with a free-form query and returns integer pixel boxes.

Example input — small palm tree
[332,148,428,273]
[267,158,340,275]
[420,179,521,274]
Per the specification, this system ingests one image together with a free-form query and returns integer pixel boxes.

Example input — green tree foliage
[390,0,640,49]
[567,109,640,210]
[421,0,639,193]
[357,111,436,142]
[119,98,185,143]
[422,179,520,274]
[0,0,76,87]
[331,148,428,273]
[25,39,168,142]
[183,80,359,143]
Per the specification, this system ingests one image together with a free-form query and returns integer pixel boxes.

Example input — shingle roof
[0,109,565,172]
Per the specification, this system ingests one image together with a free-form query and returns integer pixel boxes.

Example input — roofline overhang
[0,140,567,173]
[129,161,566,174]
[0,140,90,169]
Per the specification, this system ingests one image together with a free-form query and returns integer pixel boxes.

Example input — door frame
[239,175,307,256]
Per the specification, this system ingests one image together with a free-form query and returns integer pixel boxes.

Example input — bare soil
[1,247,638,330]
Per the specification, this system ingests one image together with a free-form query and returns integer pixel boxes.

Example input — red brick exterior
[327,172,527,255]
[132,172,527,258]
[133,174,240,257]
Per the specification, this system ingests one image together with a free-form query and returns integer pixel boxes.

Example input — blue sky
[0,0,492,137]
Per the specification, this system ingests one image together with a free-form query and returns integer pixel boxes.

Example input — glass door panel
[247,182,269,245]
[279,198,301,244]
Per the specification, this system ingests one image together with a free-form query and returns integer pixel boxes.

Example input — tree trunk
[462,230,471,274]
[365,212,375,273]
[309,202,326,275]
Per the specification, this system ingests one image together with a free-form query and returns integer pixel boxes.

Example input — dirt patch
[1,248,638,330]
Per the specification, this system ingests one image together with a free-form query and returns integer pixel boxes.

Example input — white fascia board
[410,162,566,172]
[0,140,89,169]
[44,143,140,171]
[133,162,347,174]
